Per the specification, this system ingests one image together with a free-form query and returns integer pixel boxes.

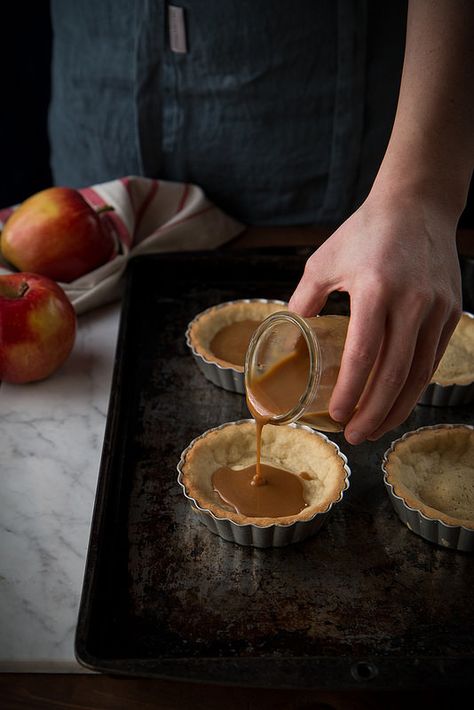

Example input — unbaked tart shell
[418,312,474,406]
[382,424,474,551]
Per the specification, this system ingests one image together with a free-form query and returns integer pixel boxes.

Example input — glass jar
[244,312,349,433]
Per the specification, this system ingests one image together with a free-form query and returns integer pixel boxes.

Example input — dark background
[0,5,53,208]
[0,3,472,224]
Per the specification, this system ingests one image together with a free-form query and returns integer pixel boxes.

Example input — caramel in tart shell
[186,299,287,371]
[178,420,349,527]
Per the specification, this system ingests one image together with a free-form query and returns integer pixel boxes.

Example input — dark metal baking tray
[75,249,474,689]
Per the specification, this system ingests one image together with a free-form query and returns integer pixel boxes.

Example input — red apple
[0,187,116,283]
[0,272,76,383]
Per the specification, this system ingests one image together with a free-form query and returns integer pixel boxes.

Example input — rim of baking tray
[381,423,474,533]
[177,418,351,530]
[185,298,288,373]
[427,311,474,388]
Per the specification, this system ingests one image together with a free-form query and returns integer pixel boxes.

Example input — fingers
[365,314,446,440]
[343,304,460,444]
[328,294,386,426]
[433,309,462,372]
[339,306,422,445]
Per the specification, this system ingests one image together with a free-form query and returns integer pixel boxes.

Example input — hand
[288,191,462,445]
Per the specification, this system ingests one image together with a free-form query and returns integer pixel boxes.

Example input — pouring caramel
[212,313,349,519]
[246,312,348,474]
[246,314,349,435]
[212,387,309,518]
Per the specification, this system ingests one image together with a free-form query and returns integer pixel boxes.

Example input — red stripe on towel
[176,183,190,213]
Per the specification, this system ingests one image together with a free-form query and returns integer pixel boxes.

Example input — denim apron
[49,1,406,225]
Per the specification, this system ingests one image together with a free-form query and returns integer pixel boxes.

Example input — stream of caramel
[210,320,340,518]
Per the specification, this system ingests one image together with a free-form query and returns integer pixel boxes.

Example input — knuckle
[415,290,432,310]
[362,273,387,299]
[405,287,432,315]
[431,292,450,317]
[344,343,375,368]
[380,367,407,390]
[432,287,461,316]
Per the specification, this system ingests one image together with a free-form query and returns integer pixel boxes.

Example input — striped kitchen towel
[0,176,245,314]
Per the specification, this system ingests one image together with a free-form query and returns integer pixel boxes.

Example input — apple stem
[95,204,115,215]
[18,281,29,297]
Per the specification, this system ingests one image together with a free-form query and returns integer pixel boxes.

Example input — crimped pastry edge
[418,312,474,405]
[382,424,474,546]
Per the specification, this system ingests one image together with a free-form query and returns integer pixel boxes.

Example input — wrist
[369,159,470,227]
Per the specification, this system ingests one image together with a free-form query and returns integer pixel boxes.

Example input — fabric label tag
[168,5,187,54]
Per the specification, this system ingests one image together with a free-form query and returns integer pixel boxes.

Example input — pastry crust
[179,420,348,525]
[431,312,474,386]
[187,300,287,372]
[384,425,474,529]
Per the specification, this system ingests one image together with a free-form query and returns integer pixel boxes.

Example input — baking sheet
[75,249,474,689]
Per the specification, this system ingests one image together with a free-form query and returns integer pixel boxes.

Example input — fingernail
[346,430,365,445]
[332,409,348,423]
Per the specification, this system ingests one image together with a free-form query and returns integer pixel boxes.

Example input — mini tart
[186,299,287,371]
[419,312,474,405]
[177,419,350,529]
[383,425,474,534]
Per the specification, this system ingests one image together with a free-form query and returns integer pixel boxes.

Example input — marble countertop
[0,302,121,672]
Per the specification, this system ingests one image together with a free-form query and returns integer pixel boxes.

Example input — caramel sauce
[212,462,308,518]
[209,319,260,367]
[247,338,309,418]
[211,319,345,519]
[211,351,312,518]
[300,408,342,433]
[247,335,342,432]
